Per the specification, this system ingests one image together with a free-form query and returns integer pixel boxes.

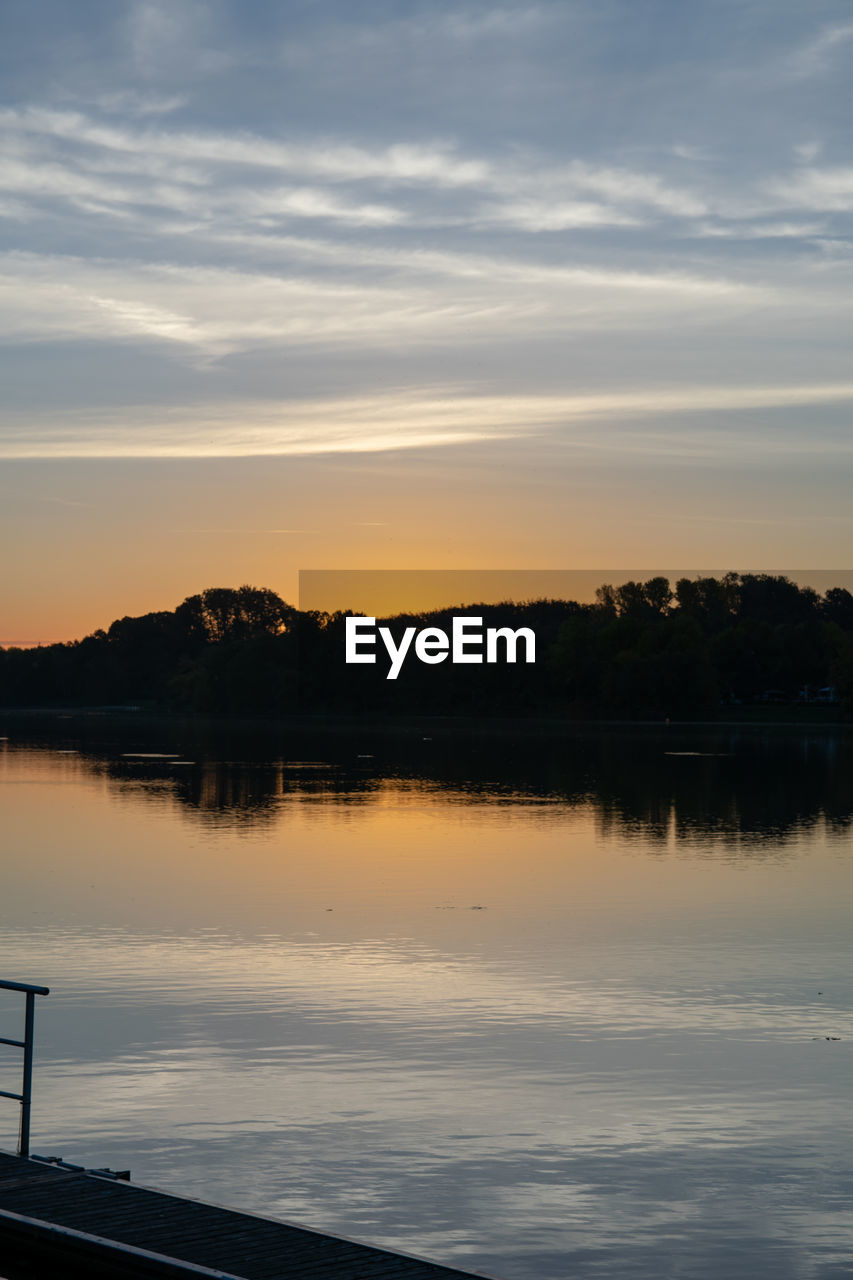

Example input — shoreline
[1,706,849,735]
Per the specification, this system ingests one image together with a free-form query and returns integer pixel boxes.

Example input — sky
[2,0,853,640]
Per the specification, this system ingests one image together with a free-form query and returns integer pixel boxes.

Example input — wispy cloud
[0,107,493,189]
[0,103,713,243]
[0,12,851,450]
[787,22,853,78]
[687,220,825,240]
[765,166,853,213]
[484,199,642,231]
[10,99,852,264]
[554,162,707,218]
[0,249,772,361]
[4,382,853,459]
[91,90,189,117]
[793,141,822,164]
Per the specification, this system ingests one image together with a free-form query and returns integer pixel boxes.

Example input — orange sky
[3,7,853,642]
[4,442,853,643]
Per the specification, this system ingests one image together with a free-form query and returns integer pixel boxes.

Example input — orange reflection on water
[1,742,849,954]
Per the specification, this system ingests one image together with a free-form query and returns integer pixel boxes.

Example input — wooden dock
[0,1150,496,1280]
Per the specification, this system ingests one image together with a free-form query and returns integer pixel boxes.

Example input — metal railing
[0,979,50,1158]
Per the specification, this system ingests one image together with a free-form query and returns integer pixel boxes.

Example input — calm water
[1,716,853,1279]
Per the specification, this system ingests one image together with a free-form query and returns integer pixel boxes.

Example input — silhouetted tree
[823,588,853,631]
[1,575,850,719]
[176,586,293,644]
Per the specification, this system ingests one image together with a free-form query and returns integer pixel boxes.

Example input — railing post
[1,979,49,1159]
[19,990,36,1159]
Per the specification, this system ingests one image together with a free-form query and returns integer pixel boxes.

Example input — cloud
[239,187,405,227]
[18,99,842,260]
[0,249,774,366]
[687,220,825,240]
[787,23,853,78]
[0,107,493,190]
[0,130,410,230]
[3,382,853,460]
[483,199,641,231]
[91,91,189,117]
[793,141,822,164]
[0,197,30,220]
[85,293,207,347]
[124,0,231,77]
[812,237,853,258]
[178,229,768,300]
[0,104,711,240]
[765,166,853,213]
[435,6,548,41]
[556,162,707,218]
[0,11,851,491]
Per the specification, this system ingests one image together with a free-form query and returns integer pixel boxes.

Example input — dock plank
[0,1152,497,1280]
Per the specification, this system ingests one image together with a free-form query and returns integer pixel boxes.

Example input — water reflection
[6,715,853,847]
[1,716,853,1279]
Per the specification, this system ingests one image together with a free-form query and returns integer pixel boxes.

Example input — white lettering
[452,616,483,664]
[345,616,537,677]
[379,626,417,680]
[486,627,536,664]
[345,616,377,663]
[415,627,449,664]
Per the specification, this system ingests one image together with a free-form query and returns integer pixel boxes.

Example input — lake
[1,715,852,1279]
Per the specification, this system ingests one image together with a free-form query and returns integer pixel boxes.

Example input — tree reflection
[15,715,853,849]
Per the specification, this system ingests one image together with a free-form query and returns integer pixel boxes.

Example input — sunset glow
[1,3,852,638]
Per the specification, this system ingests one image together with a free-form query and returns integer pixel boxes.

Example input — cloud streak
[4,382,853,459]
[0,249,775,360]
[0,104,733,238]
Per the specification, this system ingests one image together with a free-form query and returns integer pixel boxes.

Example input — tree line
[2,575,852,719]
